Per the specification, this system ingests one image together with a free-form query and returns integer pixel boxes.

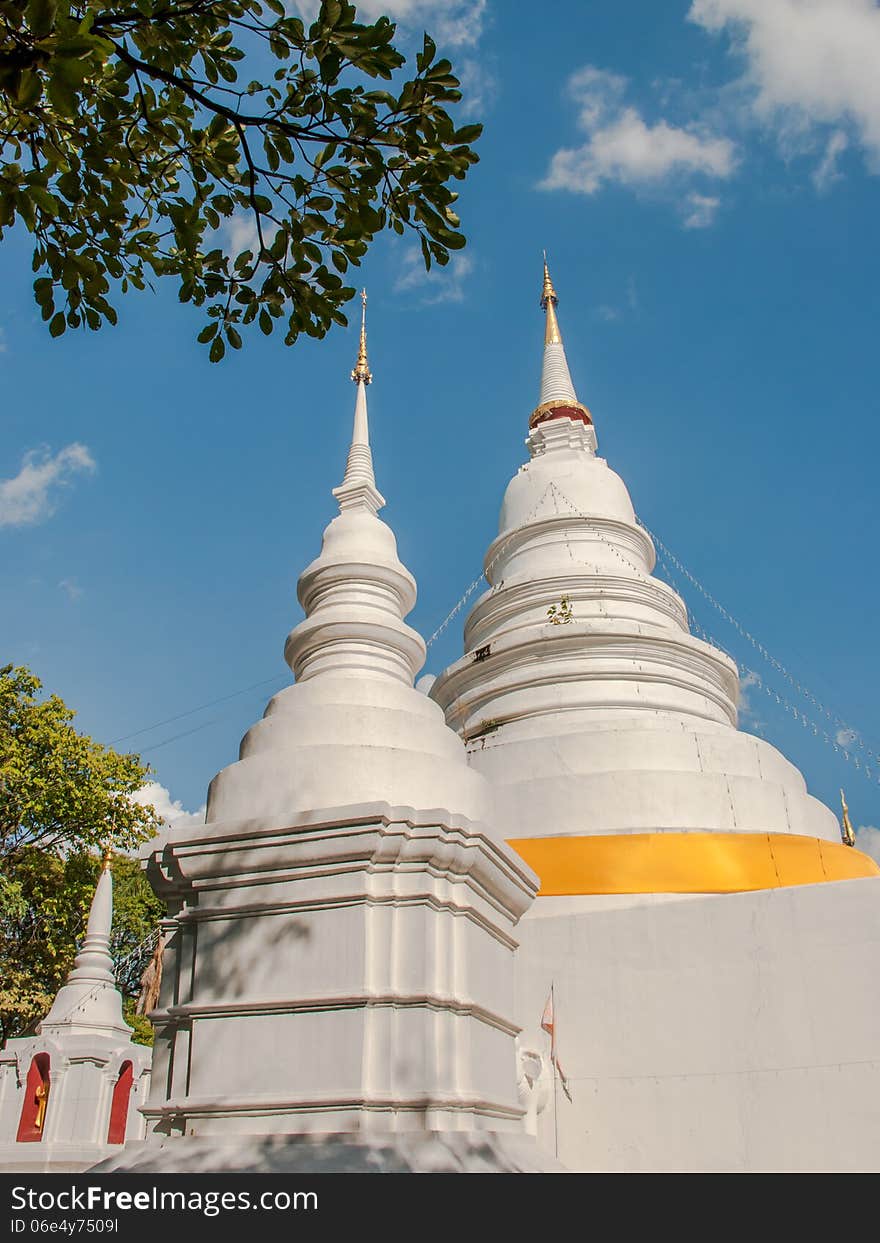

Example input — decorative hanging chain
[535,480,880,788]
[426,483,556,649]
[641,519,880,769]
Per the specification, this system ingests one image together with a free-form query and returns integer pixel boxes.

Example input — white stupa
[0,854,151,1171]
[431,260,877,901]
[430,263,880,1172]
[99,294,556,1173]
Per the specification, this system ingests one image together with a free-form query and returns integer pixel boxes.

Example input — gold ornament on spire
[351,289,372,385]
[541,254,562,346]
[840,789,856,848]
[541,252,558,308]
[101,843,113,871]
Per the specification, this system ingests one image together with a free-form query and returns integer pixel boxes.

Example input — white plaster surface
[514,876,880,1171]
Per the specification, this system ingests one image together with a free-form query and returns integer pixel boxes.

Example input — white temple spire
[333,289,384,515]
[531,256,594,432]
[40,849,130,1038]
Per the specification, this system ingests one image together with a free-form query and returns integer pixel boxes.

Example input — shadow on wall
[92,1131,558,1173]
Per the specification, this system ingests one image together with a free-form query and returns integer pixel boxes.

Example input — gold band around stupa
[509,831,880,896]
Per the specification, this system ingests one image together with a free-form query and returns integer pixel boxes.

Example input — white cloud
[683,192,722,228]
[813,130,848,189]
[132,781,206,834]
[291,1,485,46]
[58,578,83,602]
[0,443,96,528]
[689,0,880,174]
[456,54,497,114]
[219,213,275,260]
[540,65,736,216]
[855,825,880,863]
[394,248,475,303]
[0,327,7,355]
[836,727,859,748]
[738,669,761,721]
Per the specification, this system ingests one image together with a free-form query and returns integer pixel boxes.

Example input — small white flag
[541,986,572,1102]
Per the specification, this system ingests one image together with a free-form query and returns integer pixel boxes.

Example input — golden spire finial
[101,843,113,871]
[541,251,558,309]
[350,288,372,385]
[840,789,856,848]
[541,253,562,345]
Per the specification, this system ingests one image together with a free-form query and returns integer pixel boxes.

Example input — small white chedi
[0,854,151,1172]
[97,294,556,1173]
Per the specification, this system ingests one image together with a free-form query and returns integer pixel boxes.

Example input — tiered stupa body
[430,264,880,1173]
[431,263,877,901]
[0,857,151,1171]
[100,297,555,1173]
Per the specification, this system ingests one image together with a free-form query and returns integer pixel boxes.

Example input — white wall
[515,876,880,1171]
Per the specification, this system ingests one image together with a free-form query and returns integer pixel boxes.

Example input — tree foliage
[0,664,160,860]
[0,847,163,1045]
[0,0,481,359]
[0,665,164,1044]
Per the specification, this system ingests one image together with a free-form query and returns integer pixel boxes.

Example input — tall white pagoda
[99,294,558,1173]
[430,263,880,1172]
[432,261,876,895]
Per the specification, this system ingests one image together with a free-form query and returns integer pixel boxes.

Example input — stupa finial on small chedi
[38,851,129,1039]
[532,255,593,432]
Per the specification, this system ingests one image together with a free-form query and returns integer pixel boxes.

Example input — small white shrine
[0,855,151,1172]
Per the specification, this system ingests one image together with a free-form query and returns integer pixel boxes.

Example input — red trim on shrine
[106,1060,133,1144]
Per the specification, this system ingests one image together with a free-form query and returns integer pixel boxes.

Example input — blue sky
[2,0,879,849]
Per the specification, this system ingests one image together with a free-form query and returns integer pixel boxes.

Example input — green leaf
[209,335,226,362]
[48,312,65,338]
[452,124,482,145]
[29,187,59,218]
[26,0,57,38]
[46,72,77,119]
[16,71,42,109]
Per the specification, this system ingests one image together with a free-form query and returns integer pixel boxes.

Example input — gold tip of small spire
[351,288,372,385]
[840,789,856,848]
[101,844,113,872]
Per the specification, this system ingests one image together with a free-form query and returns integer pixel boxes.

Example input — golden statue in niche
[34,1080,49,1131]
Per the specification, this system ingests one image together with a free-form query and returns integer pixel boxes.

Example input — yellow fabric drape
[509,832,880,896]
